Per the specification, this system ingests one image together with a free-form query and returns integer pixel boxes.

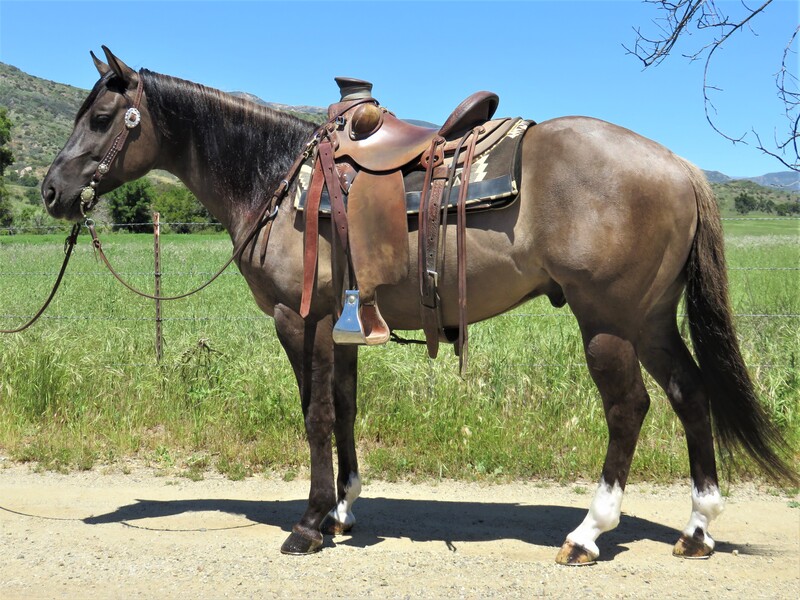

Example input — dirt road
[1,462,797,599]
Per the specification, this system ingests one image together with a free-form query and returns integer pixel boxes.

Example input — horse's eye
[91,114,113,131]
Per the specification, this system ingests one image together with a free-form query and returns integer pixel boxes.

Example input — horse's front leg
[322,344,361,535]
[274,304,336,555]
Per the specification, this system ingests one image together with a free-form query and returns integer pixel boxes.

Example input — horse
[42,47,796,565]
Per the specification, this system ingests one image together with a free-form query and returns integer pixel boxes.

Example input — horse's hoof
[280,525,323,555]
[555,540,598,566]
[320,514,354,536]
[673,533,713,559]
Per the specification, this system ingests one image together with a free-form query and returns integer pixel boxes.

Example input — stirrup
[332,290,392,346]
[333,290,366,345]
[361,303,390,346]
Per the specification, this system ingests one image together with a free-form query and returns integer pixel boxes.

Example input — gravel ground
[1,461,798,599]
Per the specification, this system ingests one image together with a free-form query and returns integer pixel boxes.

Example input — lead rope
[0,223,81,334]
[85,198,279,302]
[84,133,317,303]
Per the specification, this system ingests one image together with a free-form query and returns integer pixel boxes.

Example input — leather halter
[79,73,145,216]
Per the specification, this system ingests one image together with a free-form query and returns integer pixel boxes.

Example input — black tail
[681,159,798,484]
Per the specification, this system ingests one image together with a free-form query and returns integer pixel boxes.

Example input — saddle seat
[331,79,500,172]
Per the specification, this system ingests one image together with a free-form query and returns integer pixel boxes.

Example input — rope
[0,223,81,334]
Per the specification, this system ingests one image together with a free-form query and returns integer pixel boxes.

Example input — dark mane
[140,69,316,209]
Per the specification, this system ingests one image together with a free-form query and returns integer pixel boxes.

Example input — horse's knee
[585,334,649,420]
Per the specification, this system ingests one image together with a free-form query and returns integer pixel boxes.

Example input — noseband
[80,73,145,216]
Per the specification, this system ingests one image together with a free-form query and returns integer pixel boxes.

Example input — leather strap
[300,156,325,318]
[416,127,480,366]
[0,223,81,334]
[318,140,348,250]
[81,75,146,215]
[417,137,446,358]
[93,77,144,183]
[418,137,446,306]
[455,127,481,374]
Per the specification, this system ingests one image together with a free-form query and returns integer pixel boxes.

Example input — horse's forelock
[75,72,133,125]
[74,73,113,124]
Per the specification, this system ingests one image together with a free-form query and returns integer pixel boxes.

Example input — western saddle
[299,77,509,368]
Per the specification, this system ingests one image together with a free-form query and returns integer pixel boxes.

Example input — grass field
[0,218,797,485]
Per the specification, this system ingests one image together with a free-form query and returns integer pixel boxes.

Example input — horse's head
[42,47,160,221]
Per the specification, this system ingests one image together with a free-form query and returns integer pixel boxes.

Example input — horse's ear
[91,50,111,77]
[101,45,138,86]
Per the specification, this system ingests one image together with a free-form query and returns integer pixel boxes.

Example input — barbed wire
[719,217,800,221]
[1,221,796,373]
[0,271,244,276]
[0,314,267,322]
[2,216,799,235]
[0,222,222,233]
[1,266,797,277]
[2,312,797,323]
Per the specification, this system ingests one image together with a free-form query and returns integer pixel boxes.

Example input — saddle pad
[292,118,532,215]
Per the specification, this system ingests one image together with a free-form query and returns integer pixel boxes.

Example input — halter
[79,73,145,216]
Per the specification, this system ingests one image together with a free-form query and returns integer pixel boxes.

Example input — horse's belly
[377,217,550,330]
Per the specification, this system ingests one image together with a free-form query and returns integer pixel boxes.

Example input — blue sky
[1,0,797,176]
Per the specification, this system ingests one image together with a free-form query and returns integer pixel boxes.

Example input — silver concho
[98,163,110,175]
[80,186,96,202]
[124,107,141,129]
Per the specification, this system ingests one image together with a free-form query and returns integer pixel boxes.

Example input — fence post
[153,212,163,363]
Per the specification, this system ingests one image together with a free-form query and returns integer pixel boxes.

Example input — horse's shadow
[80,493,754,559]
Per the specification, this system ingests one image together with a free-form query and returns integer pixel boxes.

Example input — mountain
[0,62,88,174]
[702,170,732,184]
[1,61,798,196]
[0,62,324,177]
[229,91,327,123]
[703,169,800,191]
[747,171,800,190]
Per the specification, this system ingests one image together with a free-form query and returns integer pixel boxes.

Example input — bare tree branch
[625,0,799,171]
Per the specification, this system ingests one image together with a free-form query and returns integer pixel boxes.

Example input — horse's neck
[149,77,314,240]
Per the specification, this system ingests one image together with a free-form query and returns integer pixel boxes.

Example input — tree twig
[626,0,799,171]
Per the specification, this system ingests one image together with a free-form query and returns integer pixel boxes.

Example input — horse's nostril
[43,186,57,207]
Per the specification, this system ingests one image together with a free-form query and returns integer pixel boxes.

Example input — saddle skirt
[292,117,531,215]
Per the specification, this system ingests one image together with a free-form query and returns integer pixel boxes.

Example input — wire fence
[1,218,798,371]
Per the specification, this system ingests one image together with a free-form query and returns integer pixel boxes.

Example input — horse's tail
[680,158,797,484]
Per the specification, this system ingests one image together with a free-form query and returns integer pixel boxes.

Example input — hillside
[0,61,798,221]
[0,62,88,175]
[703,169,800,191]
[0,62,323,178]
[712,178,799,217]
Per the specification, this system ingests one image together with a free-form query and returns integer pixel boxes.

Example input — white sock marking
[682,484,724,549]
[328,472,361,528]
[566,478,624,559]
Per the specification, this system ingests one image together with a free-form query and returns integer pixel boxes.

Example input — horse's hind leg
[556,328,651,565]
[321,344,362,535]
[638,316,723,558]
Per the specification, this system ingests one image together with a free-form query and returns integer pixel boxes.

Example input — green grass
[721,218,799,238]
[0,219,797,484]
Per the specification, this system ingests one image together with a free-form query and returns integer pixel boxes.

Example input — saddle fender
[346,169,410,303]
